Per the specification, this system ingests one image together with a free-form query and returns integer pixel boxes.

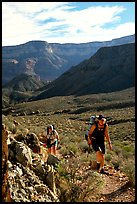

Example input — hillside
[2,87,135,117]
[2,73,47,107]
[32,43,135,100]
[3,73,45,92]
[2,34,135,85]
[2,87,135,202]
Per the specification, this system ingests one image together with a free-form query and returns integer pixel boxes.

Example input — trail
[89,164,135,202]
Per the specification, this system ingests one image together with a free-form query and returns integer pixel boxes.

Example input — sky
[2,2,135,46]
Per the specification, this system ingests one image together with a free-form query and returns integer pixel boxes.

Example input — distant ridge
[32,43,135,100]
[2,34,135,85]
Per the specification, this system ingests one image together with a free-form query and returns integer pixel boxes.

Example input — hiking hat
[49,125,54,131]
[98,114,105,120]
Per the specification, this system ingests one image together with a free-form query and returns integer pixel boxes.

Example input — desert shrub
[105,153,112,162]
[67,141,79,155]
[61,134,70,144]
[6,123,17,134]
[111,160,121,170]
[79,140,90,153]
[56,157,104,202]
[2,115,30,135]
[121,159,135,187]
[121,145,135,159]
[56,159,71,179]
[122,144,134,153]
[78,150,96,165]
[112,145,121,155]
[32,126,44,135]
[2,115,17,134]
[59,146,70,156]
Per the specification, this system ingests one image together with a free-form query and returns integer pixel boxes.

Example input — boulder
[47,154,60,166]
[15,141,32,166]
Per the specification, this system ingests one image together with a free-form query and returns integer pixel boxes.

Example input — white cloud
[2,2,135,46]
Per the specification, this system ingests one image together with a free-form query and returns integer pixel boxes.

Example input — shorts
[92,139,105,154]
[47,139,58,148]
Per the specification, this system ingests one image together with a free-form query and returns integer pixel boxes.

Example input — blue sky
[2,2,135,46]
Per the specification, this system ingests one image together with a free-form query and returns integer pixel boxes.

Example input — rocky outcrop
[25,58,37,75]
[2,124,12,202]
[2,125,60,202]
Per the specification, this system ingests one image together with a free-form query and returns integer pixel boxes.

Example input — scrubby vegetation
[2,87,135,201]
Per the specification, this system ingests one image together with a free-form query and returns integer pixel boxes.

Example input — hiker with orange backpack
[46,125,59,155]
[88,114,112,173]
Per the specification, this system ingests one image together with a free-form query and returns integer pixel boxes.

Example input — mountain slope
[3,73,45,92]
[2,34,135,85]
[33,43,135,100]
[2,73,47,107]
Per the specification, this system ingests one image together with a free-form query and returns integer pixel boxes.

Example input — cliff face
[2,34,135,85]
[32,43,135,100]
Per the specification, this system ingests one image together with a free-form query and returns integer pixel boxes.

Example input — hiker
[46,125,59,155]
[88,114,112,173]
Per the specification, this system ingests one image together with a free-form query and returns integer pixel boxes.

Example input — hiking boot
[99,168,109,175]
[97,163,100,170]
[99,168,105,174]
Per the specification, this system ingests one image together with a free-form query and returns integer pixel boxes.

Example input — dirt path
[96,166,135,202]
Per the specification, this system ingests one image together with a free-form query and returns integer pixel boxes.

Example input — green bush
[121,159,135,187]
[56,158,104,202]
[105,153,111,162]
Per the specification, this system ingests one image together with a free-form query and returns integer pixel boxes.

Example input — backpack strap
[91,121,107,141]
[94,121,98,129]
[97,122,106,132]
